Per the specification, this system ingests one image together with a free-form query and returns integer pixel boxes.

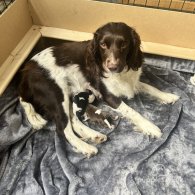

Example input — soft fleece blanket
[0,54,195,195]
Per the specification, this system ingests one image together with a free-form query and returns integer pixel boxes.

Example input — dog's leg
[64,120,98,157]
[138,82,180,104]
[71,115,107,144]
[101,91,162,138]
[61,99,98,158]
[115,101,162,138]
[19,97,47,130]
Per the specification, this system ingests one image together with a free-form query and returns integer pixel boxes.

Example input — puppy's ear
[127,28,143,71]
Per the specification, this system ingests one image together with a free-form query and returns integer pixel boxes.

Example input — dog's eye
[100,42,107,49]
[121,41,126,48]
[121,41,127,48]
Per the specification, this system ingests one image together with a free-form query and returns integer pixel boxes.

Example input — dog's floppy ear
[91,32,101,61]
[127,28,143,71]
[85,31,104,79]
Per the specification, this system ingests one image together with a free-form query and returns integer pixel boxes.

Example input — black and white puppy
[72,91,115,129]
[19,22,179,157]
[72,90,95,121]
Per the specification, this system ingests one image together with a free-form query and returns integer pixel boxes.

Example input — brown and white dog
[18,22,179,157]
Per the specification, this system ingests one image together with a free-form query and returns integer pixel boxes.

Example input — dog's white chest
[102,68,142,99]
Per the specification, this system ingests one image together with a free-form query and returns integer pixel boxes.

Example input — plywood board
[29,0,195,49]
[40,27,93,41]
[0,26,41,95]
[1,24,195,96]
[40,26,195,60]
[0,0,32,66]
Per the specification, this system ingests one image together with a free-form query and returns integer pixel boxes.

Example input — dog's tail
[19,97,47,130]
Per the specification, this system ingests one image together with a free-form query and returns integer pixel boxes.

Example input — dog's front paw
[159,92,180,105]
[134,119,162,138]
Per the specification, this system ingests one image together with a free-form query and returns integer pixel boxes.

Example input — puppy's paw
[159,92,180,105]
[134,120,162,138]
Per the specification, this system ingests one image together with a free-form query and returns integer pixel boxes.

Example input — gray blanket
[0,54,195,195]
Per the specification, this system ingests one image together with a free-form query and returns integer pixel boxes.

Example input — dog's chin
[112,68,123,74]
[117,66,128,73]
[104,68,120,74]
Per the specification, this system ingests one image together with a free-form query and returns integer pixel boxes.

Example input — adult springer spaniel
[19,22,179,157]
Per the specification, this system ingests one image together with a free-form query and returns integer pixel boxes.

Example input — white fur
[71,115,107,144]
[88,94,95,103]
[103,68,180,138]
[72,102,81,115]
[62,99,98,158]
[138,82,180,104]
[30,48,105,157]
[32,48,88,95]
[86,82,102,99]
[19,98,47,130]
[102,68,142,99]
[104,119,113,129]
[116,101,162,138]
[79,97,85,101]
[95,109,102,115]
[73,101,88,121]
[21,47,180,155]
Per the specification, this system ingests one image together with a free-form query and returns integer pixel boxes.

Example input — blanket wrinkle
[40,148,60,195]
[54,133,86,195]
[0,54,195,195]
[32,151,47,195]
[134,102,182,168]
[0,137,33,194]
